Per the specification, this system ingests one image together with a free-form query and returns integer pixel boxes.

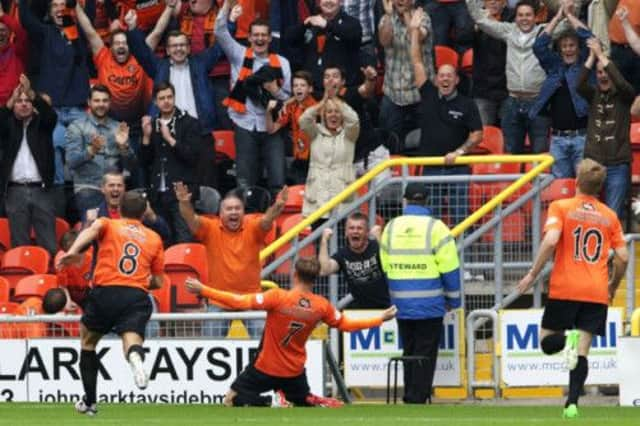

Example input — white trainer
[75,399,97,416]
[271,390,292,408]
[128,351,149,390]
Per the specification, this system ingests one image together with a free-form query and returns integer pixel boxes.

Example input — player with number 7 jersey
[57,191,165,417]
[185,256,397,407]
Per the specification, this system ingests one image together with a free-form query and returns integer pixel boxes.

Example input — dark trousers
[234,126,285,198]
[152,191,193,244]
[6,184,57,256]
[397,317,443,404]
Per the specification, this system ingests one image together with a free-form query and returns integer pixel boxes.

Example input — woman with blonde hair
[298,93,360,220]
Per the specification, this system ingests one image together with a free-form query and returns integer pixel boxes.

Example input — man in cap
[379,182,462,404]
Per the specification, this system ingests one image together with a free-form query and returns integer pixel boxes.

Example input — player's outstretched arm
[185,277,256,310]
[334,305,397,332]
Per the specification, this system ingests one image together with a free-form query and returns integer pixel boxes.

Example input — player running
[186,256,397,407]
[517,158,628,419]
[57,191,165,416]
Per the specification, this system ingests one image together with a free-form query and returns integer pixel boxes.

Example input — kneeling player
[186,256,396,407]
[57,192,165,416]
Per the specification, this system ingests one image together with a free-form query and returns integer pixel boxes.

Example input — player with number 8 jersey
[186,256,397,407]
[57,191,165,417]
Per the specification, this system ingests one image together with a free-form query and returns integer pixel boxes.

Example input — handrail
[466,309,500,398]
[631,308,640,336]
[260,154,554,261]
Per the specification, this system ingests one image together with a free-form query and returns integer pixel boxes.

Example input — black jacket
[140,109,203,196]
[471,8,512,102]
[285,9,363,90]
[0,95,57,194]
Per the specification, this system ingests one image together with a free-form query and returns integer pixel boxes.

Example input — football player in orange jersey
[186,256,396,407]
[57,191,165,416]
[517,158,628,419]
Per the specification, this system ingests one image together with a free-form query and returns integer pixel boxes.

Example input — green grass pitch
[0,403,638,426]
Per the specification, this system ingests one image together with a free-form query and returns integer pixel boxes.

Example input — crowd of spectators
[1,0,640,314]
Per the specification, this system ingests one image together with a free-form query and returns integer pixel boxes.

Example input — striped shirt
[343,0,376,44]
[382,11,434,106]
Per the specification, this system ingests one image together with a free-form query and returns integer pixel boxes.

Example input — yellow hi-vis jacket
[380,210,461,319]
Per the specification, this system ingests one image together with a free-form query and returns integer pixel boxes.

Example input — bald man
[408,7,482,225]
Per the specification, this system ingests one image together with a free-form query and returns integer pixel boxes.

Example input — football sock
[127,344,145,362]
[541,333,565,355]
[80,350,99,405]
[567,356,588,406]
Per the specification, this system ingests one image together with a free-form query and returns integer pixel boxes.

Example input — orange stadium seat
[0,246,51,292]
[630,123,640,146]
[213,130,236,160]
[434,45,459,70]
[0,218,11,259]
[471,126,504,154]
[274,214,315,276]
[541,178,576,202]
[14,274,58,301]
[282,184,306,213]
[0,277,10,303]
[633,152,640,184]
[164,243,208,311]
[0,301,22,338]
[151,274,172,313]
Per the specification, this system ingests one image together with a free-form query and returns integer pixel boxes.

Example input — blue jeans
[474,97,505,127]
[424,1,473,53]
[422,166,469,226]
[380,96,420,147]
[549,134,585,178]
[603,163,630,220]
[501,97,551,154]
[234,127,285,197]
[54,107,86,184]
[201,304,264,339]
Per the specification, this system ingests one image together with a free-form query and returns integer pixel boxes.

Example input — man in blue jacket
[379,183,461,404]
[529,4,592,178]
[125,9,225,135]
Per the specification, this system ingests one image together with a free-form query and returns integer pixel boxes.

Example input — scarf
[155,108,186,136]
[181,8,217,48]
[61,5,78,42]
[224,48,283,113]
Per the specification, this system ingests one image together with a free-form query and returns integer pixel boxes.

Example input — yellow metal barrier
[260,154,554,261]
[631,308,640,336]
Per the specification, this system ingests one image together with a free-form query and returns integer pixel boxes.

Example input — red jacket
[0,14,27,106]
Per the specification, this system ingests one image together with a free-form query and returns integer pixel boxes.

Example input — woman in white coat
[298,94,360,219]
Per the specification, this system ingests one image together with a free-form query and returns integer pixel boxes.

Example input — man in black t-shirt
[318,212,390,309]
[409,8,483,226]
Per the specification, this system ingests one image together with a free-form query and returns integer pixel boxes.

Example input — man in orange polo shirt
[175,182,288,338]
[186,256,397,407]
[57,191,164,417]
[517,158,628,419]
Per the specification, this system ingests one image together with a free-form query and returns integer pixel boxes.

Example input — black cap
[404,183,428,202]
